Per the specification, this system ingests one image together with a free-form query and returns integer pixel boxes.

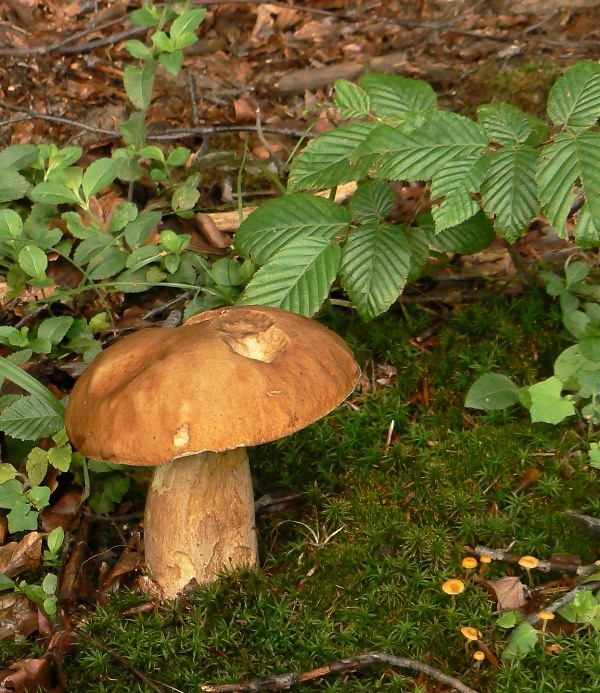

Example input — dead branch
[0,105,309,141]
[474,545,595,576]
[201,651,479,692]
[0,20,143,57]
[525,581,600,625]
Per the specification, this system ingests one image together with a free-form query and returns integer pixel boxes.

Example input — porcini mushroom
[65,305,359,598]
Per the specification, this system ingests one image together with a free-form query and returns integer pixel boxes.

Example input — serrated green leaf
[358,111,487,181]
[240,237,340,316]
[170,8,206,41]
[73,234,113,266]
[430,211,496,254]
[0,209,24,241]
[349,181,395,224]
[0,463,17,484]
[465,373,520,410]
[361,73,437,122]
[574,205,600,247]
[124,63,156,111]
[340,223,411,320]
[108,201,138,233]
[525,376,576,423]
[47,526,64,555]
[501,622,539,662]
[30,181,80,205]
[7,500,38,532]
[167,147,191,167]
[82,158,119,200]
[37,316,74,345]
[47,445,71,472]
[125,39,154,61]
[129,6,159,27]
[86,246,128,280]
[333,79,371,118]
[0,479,24,509]
[288,122,377,192]
[124,210,162,248]
[0,168,31,203]
[26,447,48,486]
[0,396,63,440]
[235,194,351,264]
[431,154,489,232]
[27,485,50,510]
[481,144,539,242]
[477,103,532,145]
[547,60,600,129]
[0,144,38,170]
[160,50,184,75]
[18,244,48,279]
[537,131,600,237]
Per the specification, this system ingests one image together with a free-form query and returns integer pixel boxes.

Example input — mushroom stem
[144,447,258,599]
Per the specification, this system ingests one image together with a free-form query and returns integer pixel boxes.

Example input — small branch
[525,581,600,625]
[474,545,595,576]
[0,105,311,141]
[0,21,143,57]
[201,651,479,693]
[188,72,200,125]
[255,106,284,175]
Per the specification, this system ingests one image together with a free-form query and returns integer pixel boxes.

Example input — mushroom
[537,610,555,633]
[461,556,478,579]
[65,306,359,598]
[518,555,539,587]
[442,578,465,604]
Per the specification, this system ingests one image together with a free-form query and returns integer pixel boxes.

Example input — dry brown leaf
[0,657,51,693]
[99,549,143,593]
[0,532,42,579]
[515,467,541,491]
[40,489,81,532]
[488,576,526,610]
[0,592,39,640]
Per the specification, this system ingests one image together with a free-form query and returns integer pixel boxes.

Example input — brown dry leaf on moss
[488,575,527,610]
[0,656,51,693]
[0,532,42,578]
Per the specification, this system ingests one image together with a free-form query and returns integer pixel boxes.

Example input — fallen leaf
[515,467,541,491]
[0,657,51,693]
[0,593,39,640]
[0,532,42,578]
[40,489,82,533]
[488,576,527,610]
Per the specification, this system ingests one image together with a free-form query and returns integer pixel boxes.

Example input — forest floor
[0,1,599,691]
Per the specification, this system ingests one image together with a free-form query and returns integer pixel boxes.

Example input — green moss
[54,289,600,690]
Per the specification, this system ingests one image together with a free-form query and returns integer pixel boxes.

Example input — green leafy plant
[466,257,600,465]
[233,61,599,319]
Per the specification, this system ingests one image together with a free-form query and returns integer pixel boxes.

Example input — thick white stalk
[144,447,257,599]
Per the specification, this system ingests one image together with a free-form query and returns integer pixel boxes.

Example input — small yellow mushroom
[462,556,478,579]
[518,555,539,587]
[478,554,492,576]
[472,650,486,670]
[538,610,555,633]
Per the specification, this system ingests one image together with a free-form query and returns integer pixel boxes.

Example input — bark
[144,448,258,599]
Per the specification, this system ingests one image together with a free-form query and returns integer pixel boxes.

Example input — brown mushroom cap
[65,305,359,465]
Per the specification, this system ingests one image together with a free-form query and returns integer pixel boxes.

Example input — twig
[474,545,594,576]
[0,105,311,141]
[188,72,200,125]
[525,581,600,625]
[0,20,143,57]
[201,651,479,693]
[72,626,166,693]
[255,106,284,175]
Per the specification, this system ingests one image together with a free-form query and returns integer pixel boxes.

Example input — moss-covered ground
[8,287,599,691]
